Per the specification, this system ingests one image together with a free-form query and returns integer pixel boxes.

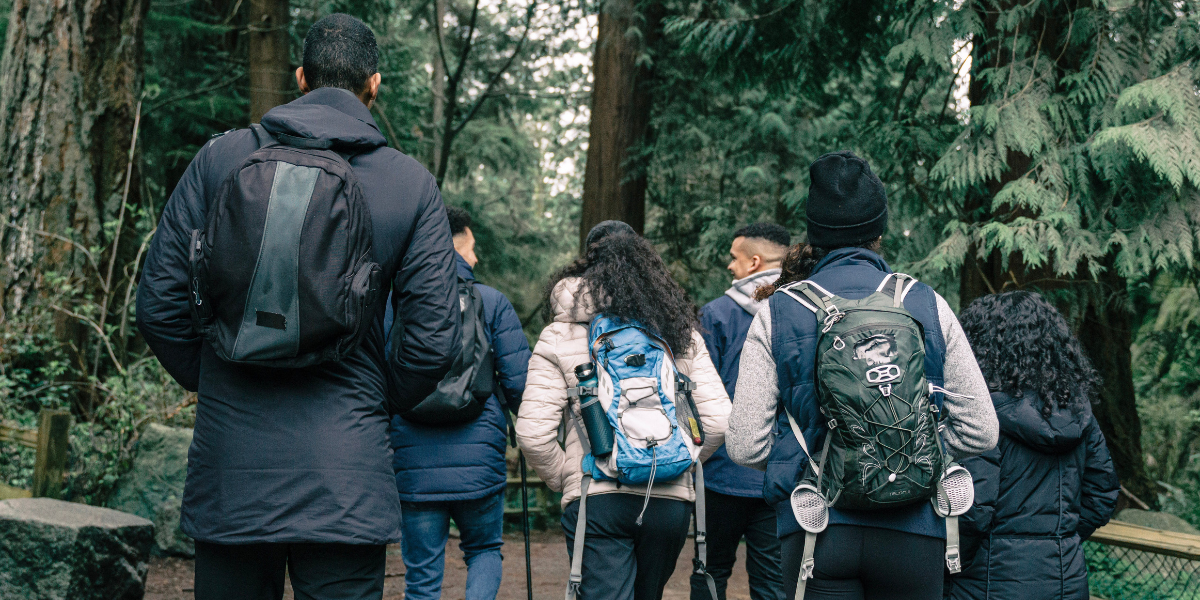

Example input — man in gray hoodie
[694,223,791,600]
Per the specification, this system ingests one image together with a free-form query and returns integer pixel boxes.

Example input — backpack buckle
[821,307,844,333]
[801,557,816,580]
[879,383,892,397]
[945,546,961,573]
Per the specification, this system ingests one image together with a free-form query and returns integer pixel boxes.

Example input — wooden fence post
[31,410,71,499]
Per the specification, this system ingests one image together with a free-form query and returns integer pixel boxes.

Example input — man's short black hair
[734,222,790,248]
[446,206,472,236]
[303,14,379,94]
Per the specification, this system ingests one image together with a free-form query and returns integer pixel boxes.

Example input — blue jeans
[400,492,505,600]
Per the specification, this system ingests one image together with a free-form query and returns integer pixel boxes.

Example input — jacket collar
[725,268,781,315]
[260,87,388,150]
[455,253,475,280]
[811,247,892,278]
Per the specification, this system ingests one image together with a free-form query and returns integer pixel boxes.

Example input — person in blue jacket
[947,291,1119,600]
[387,206,532,600]
[694,223,790,600]
[136,15,461,599]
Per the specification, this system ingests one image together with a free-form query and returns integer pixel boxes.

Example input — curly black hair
[959,291,1101,417]
[754,239,883,301]
[543,233,699,354]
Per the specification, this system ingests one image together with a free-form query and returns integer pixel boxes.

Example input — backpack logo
[853,334,897,365]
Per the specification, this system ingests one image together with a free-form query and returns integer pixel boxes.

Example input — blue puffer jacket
[387,254,532,502]
[700,294,763,497]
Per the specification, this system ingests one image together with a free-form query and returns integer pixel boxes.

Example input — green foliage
[1134,274,1200,522]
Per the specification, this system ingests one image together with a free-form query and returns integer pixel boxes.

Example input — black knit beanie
[805,151,888,247]
[585,220,636,248]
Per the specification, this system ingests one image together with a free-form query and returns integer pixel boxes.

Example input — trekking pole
[520,450,533,600]
[508,408,534,600]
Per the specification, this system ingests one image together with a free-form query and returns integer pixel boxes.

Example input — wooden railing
[1087,520,1200,599]
[1091,520,1200,560]
[0,410,72,500]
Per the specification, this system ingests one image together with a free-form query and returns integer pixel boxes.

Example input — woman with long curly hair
[946,291,1119,600]
[515,221,731,600]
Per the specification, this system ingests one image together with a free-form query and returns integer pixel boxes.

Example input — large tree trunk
[248,0,291,123]
[429,0,448,172]
[578,0,659,249]
[0,0,150,411]
[1078,263,1156,504]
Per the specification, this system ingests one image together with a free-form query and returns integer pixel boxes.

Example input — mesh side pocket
[791,483,829,533]
[933,464,974,517]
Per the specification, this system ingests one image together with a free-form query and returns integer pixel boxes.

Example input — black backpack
[189,125,383,367]
[391,275,494,424]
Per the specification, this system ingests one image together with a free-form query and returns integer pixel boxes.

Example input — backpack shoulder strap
[776,282,819,314]
[877,273,920,308]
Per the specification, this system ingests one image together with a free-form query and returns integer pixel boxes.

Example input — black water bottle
[575,363,614,457]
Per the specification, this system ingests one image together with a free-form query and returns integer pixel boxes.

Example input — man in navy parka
[387,206,531,600]
[136,14,461,599]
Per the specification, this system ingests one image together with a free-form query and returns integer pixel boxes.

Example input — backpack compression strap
[692,463,719,600]
[566,415,593,600]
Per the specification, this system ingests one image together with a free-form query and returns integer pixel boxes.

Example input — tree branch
[451,2,538,138]
[49,304,126,376]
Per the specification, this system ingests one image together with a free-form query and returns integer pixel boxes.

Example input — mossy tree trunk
[0,0,150,412]
[578,0,661,250]
[248,0,291,123]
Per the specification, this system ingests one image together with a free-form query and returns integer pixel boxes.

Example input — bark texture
[0,0,149,326]
[248,0,291,123]
[578,0,659,250]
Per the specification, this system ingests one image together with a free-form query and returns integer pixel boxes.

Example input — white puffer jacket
[516,277,731,509]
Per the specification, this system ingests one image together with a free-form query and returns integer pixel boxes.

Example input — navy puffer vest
[764,248,948,539]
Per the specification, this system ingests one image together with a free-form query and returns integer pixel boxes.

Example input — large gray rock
[1116,508,1200,534]
[0,498,154,600]
[108,424,193,556]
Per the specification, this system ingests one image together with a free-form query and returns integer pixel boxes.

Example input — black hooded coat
[136,88,461,544]
[946,390,1120,600]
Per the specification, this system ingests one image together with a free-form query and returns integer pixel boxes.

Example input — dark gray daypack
[189,125,383,367]
[391,275,494,424]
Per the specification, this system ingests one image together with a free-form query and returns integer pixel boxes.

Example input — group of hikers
[134,12,1123,600]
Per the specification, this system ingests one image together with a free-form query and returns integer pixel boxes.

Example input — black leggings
[781,525,944,600]
[562,494,692,600]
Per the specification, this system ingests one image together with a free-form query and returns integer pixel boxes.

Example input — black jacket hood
[260,87,388,150]
[993,390,1086,454]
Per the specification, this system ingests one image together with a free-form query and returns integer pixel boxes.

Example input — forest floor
[144,531,753,600]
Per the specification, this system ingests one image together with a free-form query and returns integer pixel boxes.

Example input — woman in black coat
[946,291,1120,600]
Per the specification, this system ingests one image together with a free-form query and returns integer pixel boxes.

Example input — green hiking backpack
[778,274,974,600]
[782,273,944,509]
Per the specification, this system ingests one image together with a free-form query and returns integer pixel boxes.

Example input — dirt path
[145,532,752,600]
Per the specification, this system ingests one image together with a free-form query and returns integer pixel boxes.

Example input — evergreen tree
[659,0,1200,504]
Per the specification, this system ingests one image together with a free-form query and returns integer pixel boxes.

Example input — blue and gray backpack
[579,316,699,486]
[565,315,717,600]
